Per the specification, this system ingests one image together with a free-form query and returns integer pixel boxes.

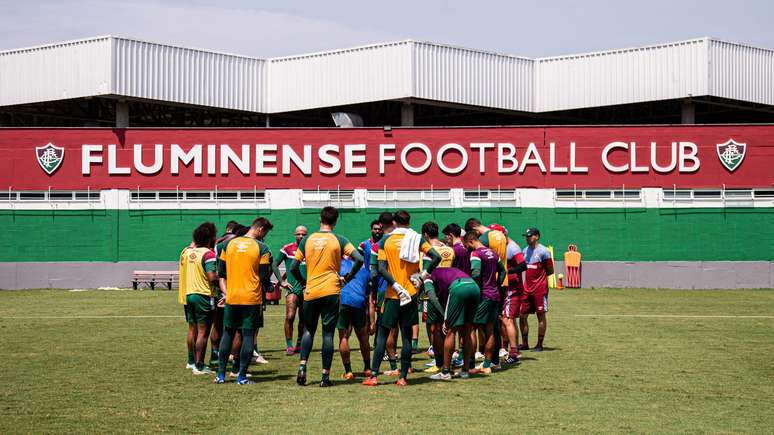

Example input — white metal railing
[1,189,100,202]
[128,189,267,202]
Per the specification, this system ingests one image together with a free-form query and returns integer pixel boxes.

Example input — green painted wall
[1,207,773,262]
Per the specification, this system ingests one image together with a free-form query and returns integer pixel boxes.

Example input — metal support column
[401,102,414,127]
[116,100,130,128]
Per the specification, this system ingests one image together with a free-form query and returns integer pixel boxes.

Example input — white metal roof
[1,36,772,113]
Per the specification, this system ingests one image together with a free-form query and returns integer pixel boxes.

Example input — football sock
[285,338,293,348]
[344,362,352,374]
[187,351,195,365]
[537,335,544,347]
[321,327,335,371]
[389,359,397,370]
[239,330,255,378]
[216,328,235,378]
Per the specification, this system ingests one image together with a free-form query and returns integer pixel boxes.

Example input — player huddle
[178,207,554,386]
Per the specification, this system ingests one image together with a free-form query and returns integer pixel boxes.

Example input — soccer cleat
[452,350,460,360]
[427,346,434,358]
[475,351,485,361]
[383,369,400,376]
[498,348,508,358]
[363,369,373,378]
[362,377,378,387]
[253,354,269,364]
[214,375,225,384]
[286,347,295,356]
[395,378,408,387]
[491,363,501,371]
[532,345,544,352]
[382,354,390,361]
[236,377,255,385]
[429,372,451,381]
[452,357,464,368]
[458,370,470,379]
[517,343,529,351]
[479,366,492,375]
[320,378,334,388]
[296,367,307,386]
[192,366,213,375]
[185,363,196,370]
[341,372,354,380]
[504,355,521,365]
[423,365,441,373]
[293,346,302,354]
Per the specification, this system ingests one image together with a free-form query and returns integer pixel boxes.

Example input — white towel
[393,227,421,263]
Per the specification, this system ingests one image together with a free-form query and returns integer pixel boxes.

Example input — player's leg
[215,304,237,382]
[353,321,371,376]
[519,313,529,350]
[230,329,242,377]
[284,293,298,355]
[364,299,399,386]
[297,299,319,385]
[237,326,256,383]
[337,305,353,379]
[385,327,399,374]
[481,321,495,373]
[186,323,196,369]
[397,302,416,384]
[411,323,420,354]
[295,296,305,353]
[319,295,339,386]
[209,303,223,364]
[535,296,547,352]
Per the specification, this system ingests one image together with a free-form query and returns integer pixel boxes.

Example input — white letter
[497,143,518,173]
[108,144,130,175]
[630,142,649,173]
[651,142,677,173]
[206,145,216,175]
[549,142,568,173]
[82,144,103,175]
[344,144,367,175]
[282,145,311,175]
[436,143,468,174]
[679,142,700,172]
[602,141,629,173]
[319,144,341,175]
[380,144,396,175]
[401,143,432,173]
[220,144,250,175]
[170,144,202,175]
[133,144,163,175]
[470,143,494,173]
[519,142,547,173]
[570,142,589,173]
[255,144,277,175]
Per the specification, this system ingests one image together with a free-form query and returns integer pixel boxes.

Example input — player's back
[298,231,353,300]
[481,229,508,285]
[472,246,500,300]
[221,236,269,305]
[179,246,215,298]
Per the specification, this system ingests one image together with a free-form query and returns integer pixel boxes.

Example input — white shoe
[228,372,252,379]
[192,366,213,375]
[429,372,451,381]
[185,363,196,370]
[253,354,269,364]
[474,362,484,370]
[452,350,460,360]
[427,346,434,358]
[498,348,508,358]
[458,370,470,379]
[475,351,485,361]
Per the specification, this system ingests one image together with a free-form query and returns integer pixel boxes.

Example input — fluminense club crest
[716,139,746,172]
[35,142,65,175]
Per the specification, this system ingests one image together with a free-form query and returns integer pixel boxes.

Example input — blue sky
[1,0,772,57]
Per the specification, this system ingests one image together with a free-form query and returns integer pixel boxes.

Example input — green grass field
[0,288,772,434]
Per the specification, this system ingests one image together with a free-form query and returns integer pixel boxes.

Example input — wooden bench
[132,270,179,290]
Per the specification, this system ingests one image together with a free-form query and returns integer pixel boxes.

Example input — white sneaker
[452,350,460,360]
[429,372,451,381]
[228,372,252,379]
[458,370,470,379]
[427,346,434,358]
[498,348,508,358]
[474,362,484,370]
[253,354,269,364]
[185,363,196,370]
[192,366,213,375]
[475,351,485,361]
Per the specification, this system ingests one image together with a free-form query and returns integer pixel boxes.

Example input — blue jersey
[339,258,370,309]
[360,238,387,295]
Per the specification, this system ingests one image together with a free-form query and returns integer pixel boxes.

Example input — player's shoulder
[377,233,392,249]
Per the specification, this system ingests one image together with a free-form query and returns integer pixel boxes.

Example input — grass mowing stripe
[2,314,287,319]
[575,314,774,319]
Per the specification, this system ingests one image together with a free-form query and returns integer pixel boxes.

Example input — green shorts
[379,296,419,329]
[286,286,305,299]
[336,304,367,330]
[446,280,480,328]
[474,298,500,325]
[185,294,214,324]
[223,304,262,331]
[426,301,444,324]
[303,295,340,331]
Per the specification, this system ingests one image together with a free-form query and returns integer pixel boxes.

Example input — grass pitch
[0,288,772,434]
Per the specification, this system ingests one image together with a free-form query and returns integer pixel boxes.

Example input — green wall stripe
[1,207,772,262]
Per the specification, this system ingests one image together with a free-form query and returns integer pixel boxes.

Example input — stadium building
[1,36,773,289]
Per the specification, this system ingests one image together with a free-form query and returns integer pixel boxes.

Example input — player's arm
[203,251,218,283]
[289,260,306,287]
[544,258,555,276]
[508,252,527,274]
[420,239,442,275]
[496,259,507,287]
[470,251,482,285]
[423,278,444,315]
[377,259,397,286]
[217,244,228,297]
[273,249,288,279]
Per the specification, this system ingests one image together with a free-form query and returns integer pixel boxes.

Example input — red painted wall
[1,126,772,189]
